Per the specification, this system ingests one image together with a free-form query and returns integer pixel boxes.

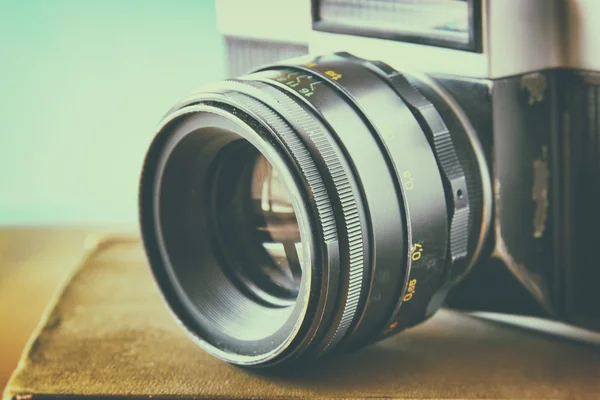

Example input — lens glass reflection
[214,143,303,303]
[249,154,303,296]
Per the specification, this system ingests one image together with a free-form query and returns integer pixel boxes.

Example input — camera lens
[139,52,492,366]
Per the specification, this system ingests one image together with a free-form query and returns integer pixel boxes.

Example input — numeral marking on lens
[403,279,418,302]
[275,72,321,98]
[325,70,342,81]
[411,243,423,261]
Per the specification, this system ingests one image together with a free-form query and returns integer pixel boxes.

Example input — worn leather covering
[4,239,600,399]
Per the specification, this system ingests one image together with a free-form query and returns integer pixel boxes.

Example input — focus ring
[367,62,471,263]
[232,79,365,352]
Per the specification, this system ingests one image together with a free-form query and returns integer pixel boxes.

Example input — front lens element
[212,143,302,304]
[249,154,303,296]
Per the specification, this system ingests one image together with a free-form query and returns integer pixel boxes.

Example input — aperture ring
[223,79,365,354]
[364,60,471,263]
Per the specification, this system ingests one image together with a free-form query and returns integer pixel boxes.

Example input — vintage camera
[139,0,600,367]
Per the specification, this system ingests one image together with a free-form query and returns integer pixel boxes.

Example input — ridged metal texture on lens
[374,65,471,263]
[230,79,364,352]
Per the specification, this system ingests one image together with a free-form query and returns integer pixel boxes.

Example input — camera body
[216,0,600,331]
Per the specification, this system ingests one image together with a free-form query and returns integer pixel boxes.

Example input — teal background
[0,0,225,225]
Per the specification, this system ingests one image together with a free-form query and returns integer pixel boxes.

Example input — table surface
[3,234,600,400]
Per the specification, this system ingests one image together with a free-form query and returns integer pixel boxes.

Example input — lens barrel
[139,52,491,366]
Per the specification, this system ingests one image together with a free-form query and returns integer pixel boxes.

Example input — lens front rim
[162,80,372,361]
[140,70,374,364]
[140,102,324,366]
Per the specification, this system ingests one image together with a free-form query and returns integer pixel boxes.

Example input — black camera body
[432,69,600,332]
[217,0,600,332]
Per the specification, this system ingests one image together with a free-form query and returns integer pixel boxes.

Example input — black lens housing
[139,52,491,366]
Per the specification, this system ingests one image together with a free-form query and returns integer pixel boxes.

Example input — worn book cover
[4,239,600,399]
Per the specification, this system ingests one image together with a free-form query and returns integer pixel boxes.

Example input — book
[5,238,600,399]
